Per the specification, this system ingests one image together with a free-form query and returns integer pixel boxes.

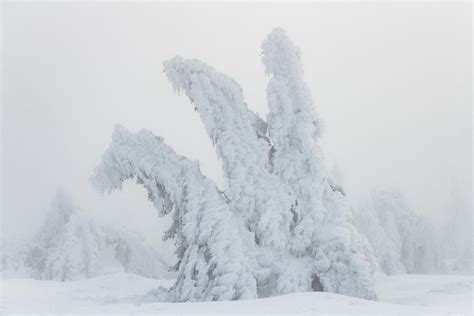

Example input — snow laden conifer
[354,196,406,275]
[442,180,472,273]
[92,28,377,301]
[1,189,173,281]
[0,239,37,278]
[354,188,447,274]
[162,55,306,298]
[34,189,103,281]
[372,189,446,274]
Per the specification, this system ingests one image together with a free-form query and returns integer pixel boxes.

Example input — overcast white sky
[2,2,471,260]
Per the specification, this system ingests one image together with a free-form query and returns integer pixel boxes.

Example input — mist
[2,2,471,263]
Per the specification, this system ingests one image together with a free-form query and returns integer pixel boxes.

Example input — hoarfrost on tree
[91,28,377,302]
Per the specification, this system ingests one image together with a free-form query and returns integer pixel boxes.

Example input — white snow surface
[1,272,471,314]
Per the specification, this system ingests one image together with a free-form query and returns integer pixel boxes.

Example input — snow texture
[1,272,472,314]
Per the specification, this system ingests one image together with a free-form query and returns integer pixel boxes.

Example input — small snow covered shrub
[92,28,377,302]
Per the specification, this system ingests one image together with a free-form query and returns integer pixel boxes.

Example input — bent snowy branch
[91,125,257,301]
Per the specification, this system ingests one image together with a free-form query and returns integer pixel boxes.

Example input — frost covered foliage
[354,188,446,275]
[91,28,376,301]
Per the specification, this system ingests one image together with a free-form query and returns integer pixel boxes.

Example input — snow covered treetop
[51,188,76,217]
[262,28,303,78]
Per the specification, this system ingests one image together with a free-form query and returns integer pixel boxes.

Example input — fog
[2,2,471,261]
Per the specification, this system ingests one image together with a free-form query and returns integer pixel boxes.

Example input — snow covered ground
[0,272,471,314]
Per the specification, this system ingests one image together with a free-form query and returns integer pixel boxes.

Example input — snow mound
[1,273,471,314]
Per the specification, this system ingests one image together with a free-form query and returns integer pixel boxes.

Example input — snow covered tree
[1,189,175,281]
[354,188,446,275]
[354,194,406,275]
[163,56,294,252]
[0,239,37,278]
[91,28,377,301]
[374,189,445,274]
[442,179,472,273]
[1,189,103,281]
[33,189,103,281]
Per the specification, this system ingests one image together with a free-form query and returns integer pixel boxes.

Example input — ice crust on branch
[92,28,377,301]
